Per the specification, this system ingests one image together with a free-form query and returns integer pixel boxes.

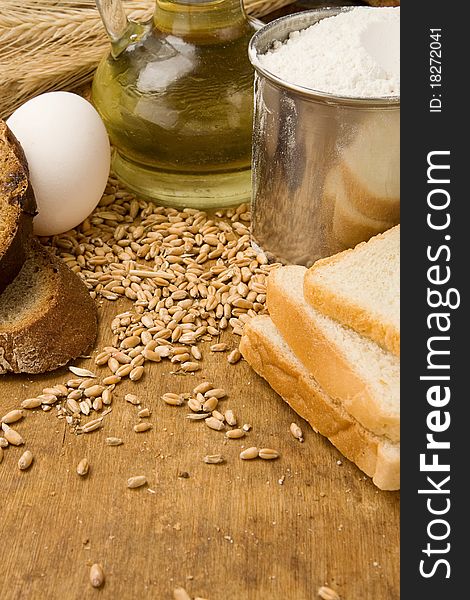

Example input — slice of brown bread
[0,240,98,374]
[0,120,37,292]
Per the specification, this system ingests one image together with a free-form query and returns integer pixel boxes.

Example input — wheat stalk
[0,0,294,119]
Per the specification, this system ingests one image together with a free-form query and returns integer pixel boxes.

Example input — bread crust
[339,162,400,223]
[240,316,400,490]
[330,167,397,249]
[267,266,399,442]
[0,120,37,292]
[304,227,400,357]
[0,241,98,374]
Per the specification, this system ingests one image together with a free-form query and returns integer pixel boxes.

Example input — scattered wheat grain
[224,410,237,426]
[240,447,259,460]
[115,364,133,377]
[162,393,184,406]
[1,409,24,424]
[290,422,304,442]
[69,366,97,378]
[1,423,24,446]
[77,458,89,476]
[210,343,228,352]
[129,366,145,381]
[42,385,67,397]
[125,393,141,405]
[103,375,121,385]
[66,398,80,413]
[127,475,147,489]
[37,393,58,405]
[186,413,209,421]
[181,361,200,373]
[191,346,202,360]
[211,410,225,422]
[203,454,224,464]
[204,388,226,399]
[173,587,192,600]
[188,398,202,412]
[84,385,105,398]
[106,437,123,446]
[318,586,340,600]
[193,382,213,395]
[205,417,225,431]
[227,349,241,364]
[81,418,103,433]
[20,398,42,409]
[89,563,105,588]
[133,422,152,433]
[226,429,245,439]
[18,450,33,470]
[259,448,280,460]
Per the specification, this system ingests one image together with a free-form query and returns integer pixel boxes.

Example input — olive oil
[92,0,258,207]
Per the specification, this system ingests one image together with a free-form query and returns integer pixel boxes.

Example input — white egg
[7,91,110,236]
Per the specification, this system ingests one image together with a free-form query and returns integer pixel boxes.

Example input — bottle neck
[153,0,249,41]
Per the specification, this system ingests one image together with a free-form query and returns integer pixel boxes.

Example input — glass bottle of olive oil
[92,0,259,208]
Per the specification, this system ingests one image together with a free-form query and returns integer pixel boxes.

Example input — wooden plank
[0,298,399,599]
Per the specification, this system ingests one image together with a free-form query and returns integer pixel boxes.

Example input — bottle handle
[95,0,130,48]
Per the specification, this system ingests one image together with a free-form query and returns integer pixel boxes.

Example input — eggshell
[7,92,110,236]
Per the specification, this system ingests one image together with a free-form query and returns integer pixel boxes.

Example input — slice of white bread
[305,225,400,356]
[0,240,98,374]
[326,168,397,250]
[239,315,400,490]
[340,112,400,222]
[0,120,37,292]
[267,265,399,442]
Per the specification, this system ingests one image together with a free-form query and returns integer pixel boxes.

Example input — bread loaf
[0,120,37,292]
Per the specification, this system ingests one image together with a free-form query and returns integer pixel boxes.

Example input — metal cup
[248,8,400,266]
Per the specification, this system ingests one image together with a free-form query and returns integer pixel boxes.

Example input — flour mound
[258,7,400,98]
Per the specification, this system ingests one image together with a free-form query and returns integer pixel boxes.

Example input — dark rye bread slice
[0,120,37,292]
[0,240,98,374]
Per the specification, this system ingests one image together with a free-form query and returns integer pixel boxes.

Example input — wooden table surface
[1,5,398,596]
[0,296,399,600]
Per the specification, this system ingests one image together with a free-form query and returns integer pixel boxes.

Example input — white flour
[258,7,400,98]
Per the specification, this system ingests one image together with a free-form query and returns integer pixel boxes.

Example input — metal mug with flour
[248,8,400,266]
